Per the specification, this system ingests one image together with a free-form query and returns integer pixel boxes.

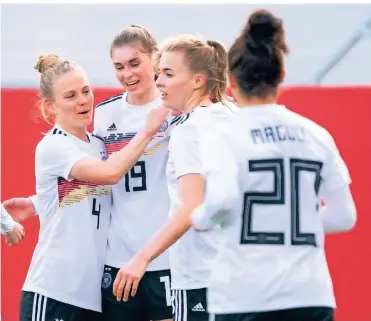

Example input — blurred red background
[1,86,370,321]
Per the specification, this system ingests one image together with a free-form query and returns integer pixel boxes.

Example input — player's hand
[4,222,25,246]
[144,107,169,136]
[113,254,148,302]
[2,198,36,223]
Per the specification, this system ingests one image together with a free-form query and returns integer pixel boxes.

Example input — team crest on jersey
[101,272,112,289]
[100,150,108,160]
[159,120,168,132]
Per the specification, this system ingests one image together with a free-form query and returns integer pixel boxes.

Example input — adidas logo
[191,303,205,312]
[107,123,117,132]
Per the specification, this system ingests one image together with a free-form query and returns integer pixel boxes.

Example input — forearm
[138,204,195,263]
[1,204,15,235]
[105,130,152,179]
[192,170,238,230]
[321,185,357,233]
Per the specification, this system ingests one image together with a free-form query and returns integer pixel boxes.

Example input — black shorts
[101,265,172,321]
[172,288,209,321]
[213,307,334,321]
[20,291,101,321]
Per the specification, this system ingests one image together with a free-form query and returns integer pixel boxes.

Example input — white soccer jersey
[23,125,112,312]
[94,92,178,271]
[197,104,351,313]
[167,102,238,290]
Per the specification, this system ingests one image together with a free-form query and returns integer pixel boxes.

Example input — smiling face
[48,69,94,129]
[111,44,156,98]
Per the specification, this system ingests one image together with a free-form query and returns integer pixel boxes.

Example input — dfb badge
[101,272,112,289]
[159,120,169,132]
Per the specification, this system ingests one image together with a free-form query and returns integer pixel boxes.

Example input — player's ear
[44,99,56,117]
[227,73,238,90]
[192,72,206,91]
[280,68,286,84]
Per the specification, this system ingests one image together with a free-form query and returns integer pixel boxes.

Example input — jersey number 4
[125,161,147,192]
[241,158,323,247]
[92,198,101,229]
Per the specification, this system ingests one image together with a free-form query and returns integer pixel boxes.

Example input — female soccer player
[9,26,176,321]
[92,25,176,321]
[19,54,167,321]
[113,35,238,321]
[191,9,357,321]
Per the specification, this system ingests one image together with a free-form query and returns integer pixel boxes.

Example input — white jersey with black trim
[22,125,112,312]
[166,102,238,290]
[199,104,350,313]
[94,92,180,271]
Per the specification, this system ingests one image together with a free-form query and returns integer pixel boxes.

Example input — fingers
[5,238,17,247]
[131,280,139,297]
[123,278,133,302]
[113,271,129,302]
[112,271,123,298]
[20,226,25,238]
[113,270,141,302]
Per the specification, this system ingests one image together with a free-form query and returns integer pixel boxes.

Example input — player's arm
[1,203,15,235]
[320,133,357,233]
[138,124,204,258]
[43,107,168,185]
[191,129,239,230]
[2,196,38,223]
[113,124,205,301]
[191,136,239,231]
[8,104,112,221]
[1,203,25,246]
[137,173,204,262]
[320,185,356,233]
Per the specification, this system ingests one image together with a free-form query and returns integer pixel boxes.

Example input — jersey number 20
[241,158,323,247]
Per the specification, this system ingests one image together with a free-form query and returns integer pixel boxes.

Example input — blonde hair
[159,35,228,103]
[34,54,78,124]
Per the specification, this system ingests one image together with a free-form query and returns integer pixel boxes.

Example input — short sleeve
[321,134,351,193]
[192,129,240,229]
[201,126,238,175]
[93,106,104,137]
[169,123,203,179]
[35,135,90,181]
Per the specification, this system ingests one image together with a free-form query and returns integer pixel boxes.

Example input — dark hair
[160,35,227,103]
[228,9,289,99]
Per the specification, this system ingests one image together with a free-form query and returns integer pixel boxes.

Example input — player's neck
[237,93,277,108]
[126,85,159,106]
[57,123,89,143]
[183,94,212,114]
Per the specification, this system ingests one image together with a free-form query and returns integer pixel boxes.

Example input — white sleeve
[321,184,357,233]
[93,107,103,137]
[1,203,15,235]
[36,135,90,181]
[169,124,203,179]
[192,131,239,230]
[321,134,351,193]
[29,195,40,215]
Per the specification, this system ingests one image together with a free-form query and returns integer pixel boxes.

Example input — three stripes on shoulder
[96,93,123,109]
